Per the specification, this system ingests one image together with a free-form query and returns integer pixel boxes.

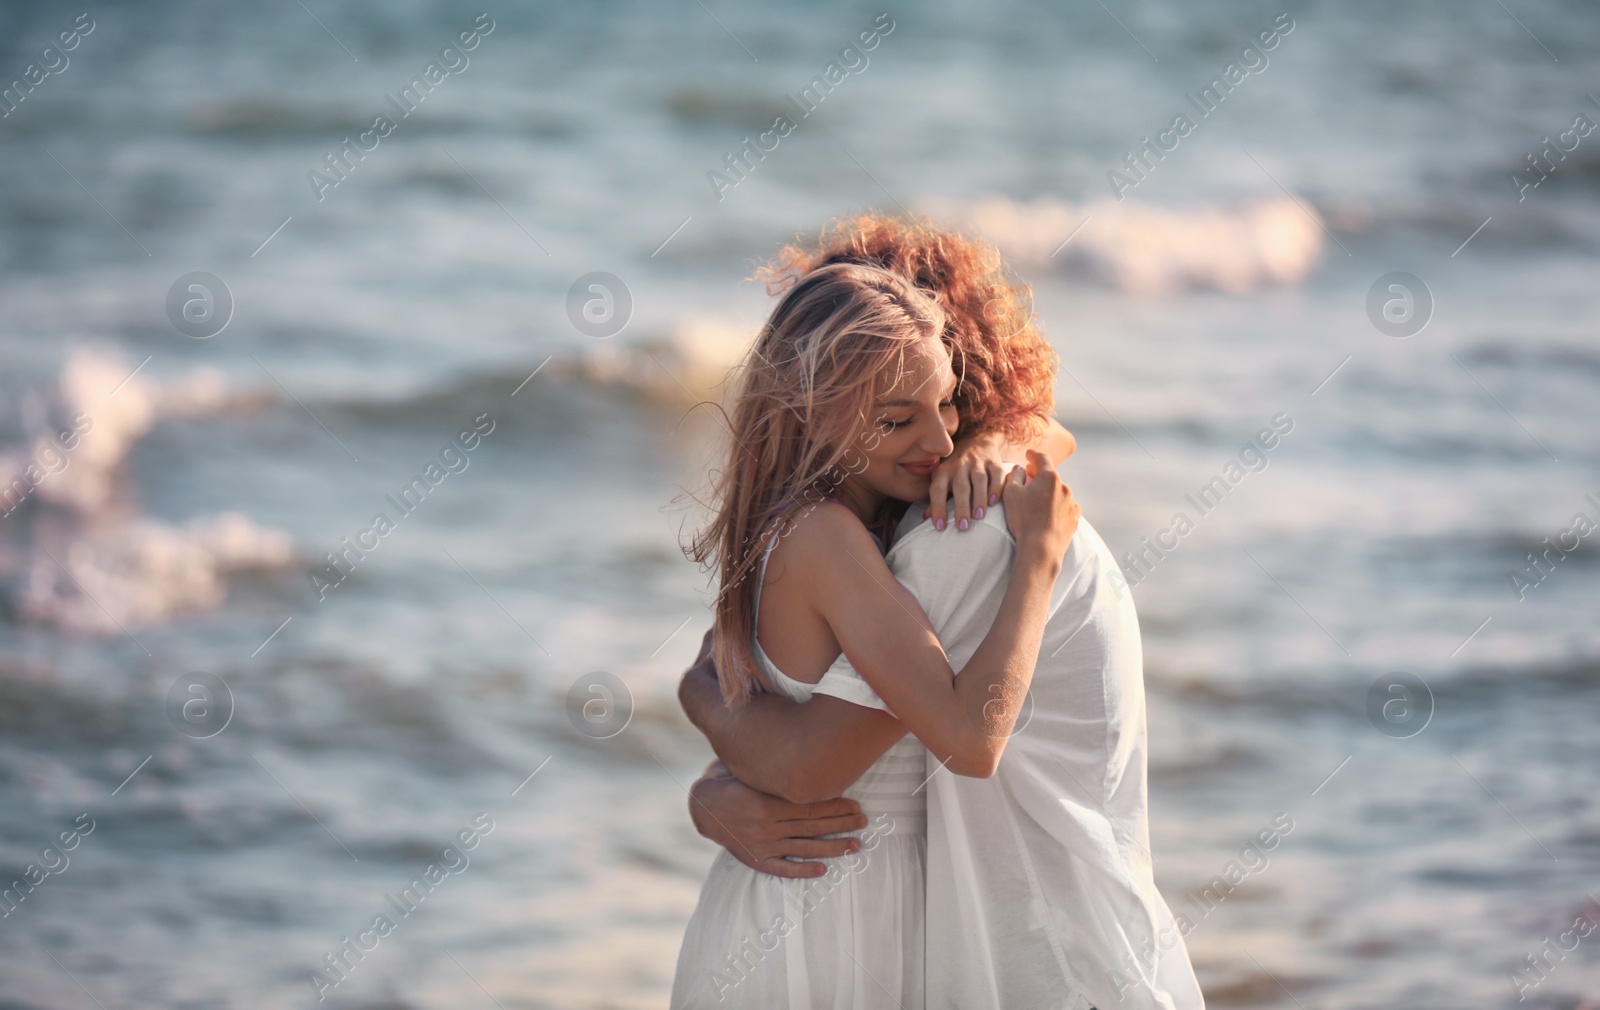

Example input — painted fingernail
[988,493,998,505]
[975,507,985,520]
[934,518,945,530]
[958,518,969,530]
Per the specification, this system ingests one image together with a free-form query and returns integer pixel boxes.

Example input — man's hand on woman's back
[687,763,867,879]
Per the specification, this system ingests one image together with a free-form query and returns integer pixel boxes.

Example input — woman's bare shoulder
[768,501,882,578]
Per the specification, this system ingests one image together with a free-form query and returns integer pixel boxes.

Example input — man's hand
[688,762,866,879]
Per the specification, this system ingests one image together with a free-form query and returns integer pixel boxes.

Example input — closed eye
[879,399,956,429]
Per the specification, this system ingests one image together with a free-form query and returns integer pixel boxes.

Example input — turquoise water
[1,1,1598,1006]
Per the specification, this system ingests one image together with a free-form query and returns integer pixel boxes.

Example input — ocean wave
[923,194,1327,295]
[340,321,754,418]
[1148,650,1600,724]
[552,317,751,402]
[1458,339,1600,379]
[0,350,295,635]
[0,655,141,744]
[182,97,480,140]
[16,513,294,634]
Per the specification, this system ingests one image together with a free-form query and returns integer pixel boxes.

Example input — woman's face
[839,335,958,507]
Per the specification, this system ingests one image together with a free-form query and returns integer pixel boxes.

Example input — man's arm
[687,760,868,879]
[678,630,907,805]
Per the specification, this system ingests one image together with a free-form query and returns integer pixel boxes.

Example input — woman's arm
[925,415,1076,530]
[797,451,1078,777]
[679,640,906,804]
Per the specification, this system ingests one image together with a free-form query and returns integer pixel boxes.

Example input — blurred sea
[1,1,1598,1007]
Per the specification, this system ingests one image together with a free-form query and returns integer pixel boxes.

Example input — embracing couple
[671,216,1204,1009]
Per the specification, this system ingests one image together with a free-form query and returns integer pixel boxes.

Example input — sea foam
[924,194,1327,295]
[2,350,294,635]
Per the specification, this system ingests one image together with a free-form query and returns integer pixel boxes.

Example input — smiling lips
[900,458,941,478]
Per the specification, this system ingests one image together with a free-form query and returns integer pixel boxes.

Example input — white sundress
[671,530,928,1010]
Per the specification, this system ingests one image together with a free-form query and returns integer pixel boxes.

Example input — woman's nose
[922,417,955,457]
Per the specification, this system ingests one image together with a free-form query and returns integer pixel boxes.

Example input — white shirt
[815,497,1205,1010]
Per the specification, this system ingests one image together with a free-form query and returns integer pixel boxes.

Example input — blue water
[1,1,1598,1006]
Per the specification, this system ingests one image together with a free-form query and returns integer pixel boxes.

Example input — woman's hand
[686,762,868,879]
[923,429,1009,531]
[1001,449,1080,563]
[924,417,1077,531]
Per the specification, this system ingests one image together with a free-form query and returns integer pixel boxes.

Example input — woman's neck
[830,479,885,527]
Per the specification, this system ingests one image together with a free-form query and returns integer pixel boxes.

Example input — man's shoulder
[889,504,1015,563]
[892,506,1112,577]
[895,498,1115,553]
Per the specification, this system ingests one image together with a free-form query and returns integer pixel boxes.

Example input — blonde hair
[689,262,948,704]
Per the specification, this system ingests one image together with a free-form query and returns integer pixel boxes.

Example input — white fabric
[671,528,929,1009]
[815,493,1205,1010]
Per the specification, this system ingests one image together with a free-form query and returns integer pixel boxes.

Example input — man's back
[877,501,1205,1009]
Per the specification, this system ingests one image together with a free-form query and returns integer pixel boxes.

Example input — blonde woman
[669,260,1079,1008]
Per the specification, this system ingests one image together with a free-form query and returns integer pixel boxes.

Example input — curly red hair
[754,213,1059,444]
